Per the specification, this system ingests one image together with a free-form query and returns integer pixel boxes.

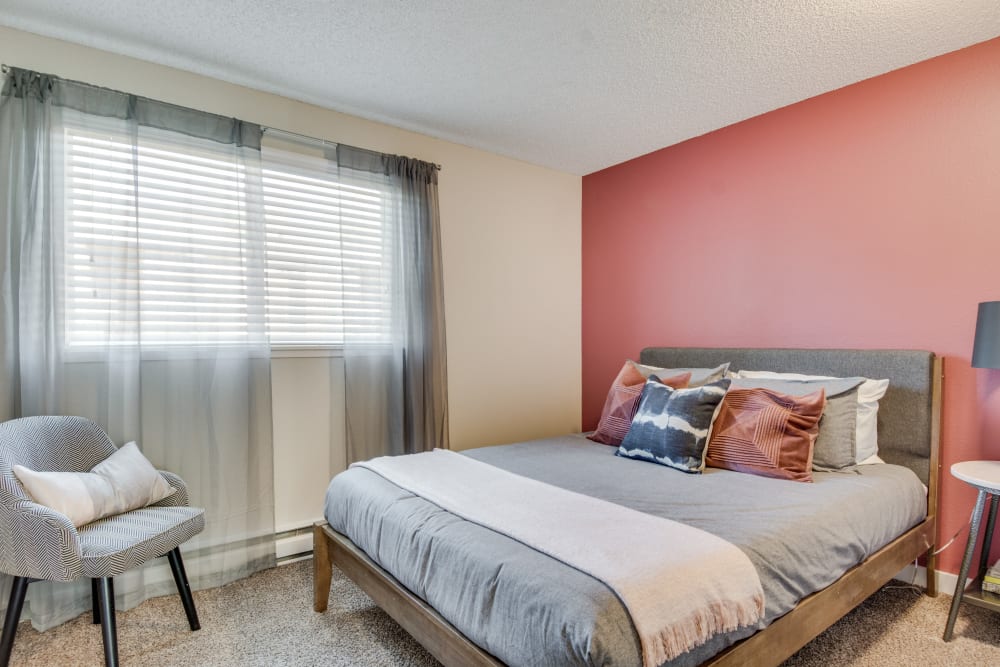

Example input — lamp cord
[932,522,969,556]
[882,522,970,595]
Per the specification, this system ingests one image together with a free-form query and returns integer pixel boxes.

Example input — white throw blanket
[353,449,765,666]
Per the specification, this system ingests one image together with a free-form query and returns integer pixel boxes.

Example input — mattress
[324,434,926,667]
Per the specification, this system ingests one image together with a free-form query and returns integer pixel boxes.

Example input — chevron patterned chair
[0,416,205,667]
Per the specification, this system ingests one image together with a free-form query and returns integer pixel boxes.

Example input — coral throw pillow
[705,387,826,483]
[588,362,691,446]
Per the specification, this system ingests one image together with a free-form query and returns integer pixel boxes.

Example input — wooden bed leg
[926,355,942,599]
[925,545,938,597]
[313,521,333,612]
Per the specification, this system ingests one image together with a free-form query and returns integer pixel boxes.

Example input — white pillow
[734,370,889,464]
[13,442,176,527]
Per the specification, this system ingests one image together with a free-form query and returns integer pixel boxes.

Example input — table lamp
[973,301,1000,369]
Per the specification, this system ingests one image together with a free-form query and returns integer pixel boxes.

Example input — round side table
[943,460,1000,641]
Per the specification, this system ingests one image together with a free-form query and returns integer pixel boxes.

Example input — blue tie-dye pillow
[616,376,732,473]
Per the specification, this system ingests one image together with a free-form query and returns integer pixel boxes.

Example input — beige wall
[0,27,582,533]
[0,25,582,447]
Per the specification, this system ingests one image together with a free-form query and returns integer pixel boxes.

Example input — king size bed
[313,348,942,667]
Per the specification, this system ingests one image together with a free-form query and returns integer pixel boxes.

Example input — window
[63,120,258,348]
[262,147,392,346]
[62,118,392,349]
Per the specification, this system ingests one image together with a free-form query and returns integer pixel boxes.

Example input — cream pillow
[734,370,889,464]
[13,442,176,527]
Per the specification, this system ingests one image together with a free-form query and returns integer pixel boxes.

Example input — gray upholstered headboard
[639,347,941,487]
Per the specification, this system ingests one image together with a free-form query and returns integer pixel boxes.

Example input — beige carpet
[9,560,1000,666]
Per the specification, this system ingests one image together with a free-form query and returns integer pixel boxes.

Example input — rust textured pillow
[705,387,826,482]
[588,363,691,446]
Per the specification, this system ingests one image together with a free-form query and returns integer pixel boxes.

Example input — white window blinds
[63,119,261,348]
[262,146,392,346]
[61,119,392,349]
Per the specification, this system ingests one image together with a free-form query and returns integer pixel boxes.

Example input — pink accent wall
[582,37,1000,576]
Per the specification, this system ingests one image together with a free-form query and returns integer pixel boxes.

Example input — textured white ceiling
[2,1,999,174]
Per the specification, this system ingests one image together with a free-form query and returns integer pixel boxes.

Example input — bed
[313,347,941,667]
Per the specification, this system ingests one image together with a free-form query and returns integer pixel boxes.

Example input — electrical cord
[882,522,970,595]
[883,559,922,595]
[932,522,969,556]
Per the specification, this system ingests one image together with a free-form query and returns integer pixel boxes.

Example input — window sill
[270,346,344,359]
[61,345,345,363]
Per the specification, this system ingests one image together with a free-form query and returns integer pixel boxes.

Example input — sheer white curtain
[257,134,449,463]
[0,68,274,629]
[334,145,449,462]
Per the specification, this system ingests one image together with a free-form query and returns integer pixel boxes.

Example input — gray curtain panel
[0,68,275,630]
[336,144,449,461]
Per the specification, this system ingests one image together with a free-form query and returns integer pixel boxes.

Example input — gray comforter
[324,434,926,667]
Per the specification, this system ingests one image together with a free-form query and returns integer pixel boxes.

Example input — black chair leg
[0,576,29,667]
[97,577,119,667]
[167,548,200,631]
[91,578,101,624]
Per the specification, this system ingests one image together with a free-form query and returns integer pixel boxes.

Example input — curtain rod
[263,127,442,171]
[263,126,335,147]
[0,64,442,171]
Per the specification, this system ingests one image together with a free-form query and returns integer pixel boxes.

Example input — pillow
[706,387,826,482]
[632,360,730,387]
[13,442,176,528]
[734,370,889,464]
[589,362,692,445]
[616,377,731,473]
[729,376,864,470]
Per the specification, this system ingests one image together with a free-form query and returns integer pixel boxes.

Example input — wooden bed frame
[313,354,942,667]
